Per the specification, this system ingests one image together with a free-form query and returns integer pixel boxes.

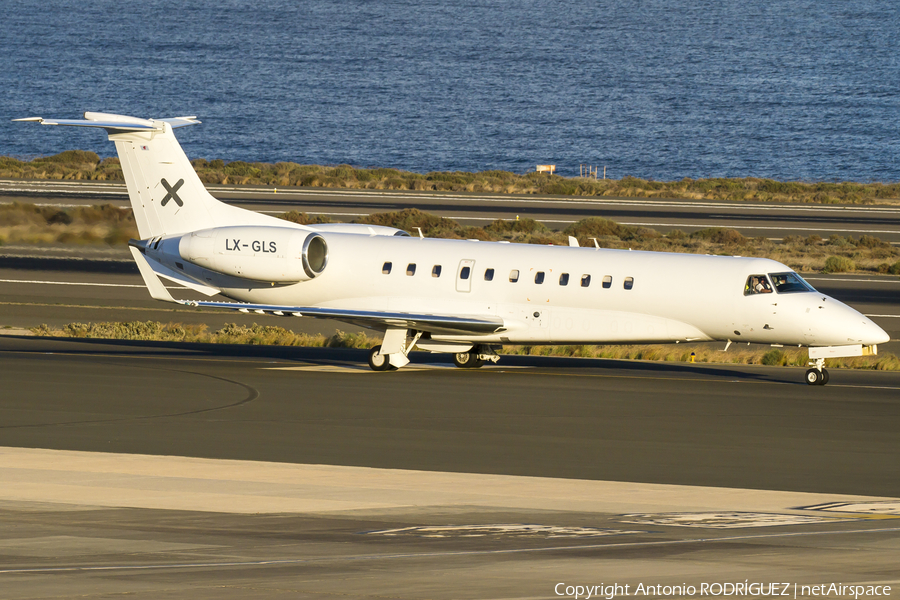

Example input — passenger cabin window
[484,268,494,281]
[432,265,442,278]
[406,263,416,276]
[624,277,634,290]
[559,273,569,286]
[770,272,815,294]
[602,275,612,289]
[509,269,520,283]
[744,274,773,295]
[460,266,471,280]
[535,271,545,284]
[581,274,591,287]
[382,262,392,274]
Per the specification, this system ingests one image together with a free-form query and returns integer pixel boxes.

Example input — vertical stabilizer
[110,123,221,238]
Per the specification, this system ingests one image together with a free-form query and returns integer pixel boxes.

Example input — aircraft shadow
[1,335,798,385]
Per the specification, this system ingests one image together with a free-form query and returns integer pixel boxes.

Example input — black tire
[453,351,484,368]
[820,369,829,385]
[805,368,821,385]
[368,345,392,371]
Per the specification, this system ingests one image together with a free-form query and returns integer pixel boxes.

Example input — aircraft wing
[179,300,506,335]
[129,246,506,336]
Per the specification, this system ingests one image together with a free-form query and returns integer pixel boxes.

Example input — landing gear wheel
[805,368,822,386]
[453,351,485,369]
[368,345,392,371]
[820,369,829,385]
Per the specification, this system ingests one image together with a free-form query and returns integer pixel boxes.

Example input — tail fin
[15,112,289,238]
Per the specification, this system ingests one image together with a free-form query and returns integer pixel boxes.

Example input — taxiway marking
[2,526,900,575]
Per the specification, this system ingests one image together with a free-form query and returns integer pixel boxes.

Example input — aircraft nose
[814,296,891,346]
[840,305,890,345]
[870,320,891,345]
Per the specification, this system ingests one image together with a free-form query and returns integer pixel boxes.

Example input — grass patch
[3,151,899,204]
[3,202,899,273]
[0,202,137,245]
[29,321,899,370]
[30,321,376,348]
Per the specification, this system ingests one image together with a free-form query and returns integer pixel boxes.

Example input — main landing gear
[367,339,500,371]
[453,345,500,369]
[805,357,829,386]
[453,351,484,369]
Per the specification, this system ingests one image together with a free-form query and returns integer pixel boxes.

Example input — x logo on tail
[160,178,185,207]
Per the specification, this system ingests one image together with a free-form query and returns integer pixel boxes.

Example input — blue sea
[1,0,898,181]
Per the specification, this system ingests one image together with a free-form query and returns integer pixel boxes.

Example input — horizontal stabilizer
[13,112,200,133]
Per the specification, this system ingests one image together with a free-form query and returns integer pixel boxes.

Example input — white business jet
[16,113,890,384]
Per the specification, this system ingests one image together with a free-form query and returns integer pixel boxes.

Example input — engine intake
[174,226,328,283]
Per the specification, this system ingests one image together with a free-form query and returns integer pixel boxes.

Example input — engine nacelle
[175,226,328,283]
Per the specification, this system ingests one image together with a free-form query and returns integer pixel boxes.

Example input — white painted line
[6,179,900,214]
[210,186,900,214]
[616,222,900,234]
[865,314,900,318]
[830,385,900,391]
[619,511,849,528]
[801,501,900,515]
[0,278,183,291]
[265,364,518,373]
[367,524,645,537]
[0,278,144,288]
[806,278,900,283]
[256,210,900,236]
[2,526,900,575]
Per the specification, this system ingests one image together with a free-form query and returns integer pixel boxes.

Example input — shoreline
[2,151,899,206]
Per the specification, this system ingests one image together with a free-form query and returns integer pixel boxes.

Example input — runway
[3,335,900,493]
[0,336,899,598]
[5,179,900,242]
[2,181,900,597]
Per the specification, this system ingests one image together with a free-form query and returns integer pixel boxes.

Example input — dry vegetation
[3,203,900,274]
[0,202,136,245]
[3,151,900,204]
[30,321,376,348]
[29,321,900,370]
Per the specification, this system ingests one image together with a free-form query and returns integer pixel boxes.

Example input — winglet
[129,246,176,303]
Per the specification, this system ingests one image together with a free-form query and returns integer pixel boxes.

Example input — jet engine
[152,226,328,283]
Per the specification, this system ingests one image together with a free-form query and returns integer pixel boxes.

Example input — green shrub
[761,349,784,366]
[690,228,747,245]
[888,260,900,275]
[823,256,855,273]
[484,218,549,236]
[279,211,331,225]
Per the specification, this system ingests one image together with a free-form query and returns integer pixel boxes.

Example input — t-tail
[14,112,286,238]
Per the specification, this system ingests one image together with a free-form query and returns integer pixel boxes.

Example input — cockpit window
[769,272,816,294]
[744,274,773,295]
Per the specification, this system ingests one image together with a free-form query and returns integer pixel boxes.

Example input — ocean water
[1,0,897,181]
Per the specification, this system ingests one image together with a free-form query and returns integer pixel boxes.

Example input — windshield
[769,272,816,294]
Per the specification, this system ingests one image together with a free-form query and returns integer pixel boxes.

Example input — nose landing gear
[805,357,829,386]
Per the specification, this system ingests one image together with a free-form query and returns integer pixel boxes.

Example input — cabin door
[456,259,475,293]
